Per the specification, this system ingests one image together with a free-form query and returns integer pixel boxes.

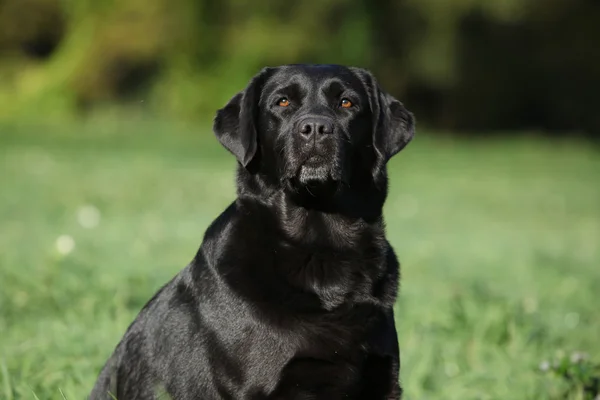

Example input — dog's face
[256,66,373,189]
[214,64,414,198]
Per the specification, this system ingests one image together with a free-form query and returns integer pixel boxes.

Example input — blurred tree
[0,0,597,135]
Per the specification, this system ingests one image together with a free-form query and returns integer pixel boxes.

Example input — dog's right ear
[213,68,272,167]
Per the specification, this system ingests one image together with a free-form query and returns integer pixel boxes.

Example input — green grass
[0,121,599,399]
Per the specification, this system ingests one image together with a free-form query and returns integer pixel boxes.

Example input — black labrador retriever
[90,64,415,400]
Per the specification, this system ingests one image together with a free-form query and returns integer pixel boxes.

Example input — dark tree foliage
[0,0,598,136]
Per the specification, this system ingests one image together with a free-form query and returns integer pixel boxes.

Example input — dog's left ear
[213,68,272,167]
[353,68,415,164]
[375,90,415,162]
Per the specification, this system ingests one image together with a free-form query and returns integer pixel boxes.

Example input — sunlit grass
[1,121,599,399]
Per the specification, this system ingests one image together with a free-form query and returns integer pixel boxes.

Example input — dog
[89,64,415,400]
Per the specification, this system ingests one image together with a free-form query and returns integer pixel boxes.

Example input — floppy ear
[375,90,415,162]
[352,68,415,164]
[213,68,272,167]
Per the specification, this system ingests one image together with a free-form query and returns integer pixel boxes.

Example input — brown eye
[278,97,290,107]
[340,98,353,108]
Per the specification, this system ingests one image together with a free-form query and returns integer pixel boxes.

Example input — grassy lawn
[0,120,599,399]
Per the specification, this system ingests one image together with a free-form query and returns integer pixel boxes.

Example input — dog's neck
[196,166,396,311]
[275,191,385,248]
[235,166,389,249]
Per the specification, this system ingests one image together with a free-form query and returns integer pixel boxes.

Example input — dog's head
[214,64,414,204]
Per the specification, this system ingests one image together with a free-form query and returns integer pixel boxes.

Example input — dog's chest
[278,248,379,309]
[224,308,378,398]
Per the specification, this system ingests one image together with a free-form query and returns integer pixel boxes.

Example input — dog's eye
[277,97,290,107]
[340,98,353,108]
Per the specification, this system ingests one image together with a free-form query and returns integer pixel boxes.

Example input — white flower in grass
[570,351,588,363]
[77,204,101,229]
[56,234,75,255]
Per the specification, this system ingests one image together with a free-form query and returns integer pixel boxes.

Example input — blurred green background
[0,0,599,399]
[1,0,599,133]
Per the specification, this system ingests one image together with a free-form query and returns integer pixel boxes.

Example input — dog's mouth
[282,155,346,200]
[280,145,348,197]
[298,156,330,185]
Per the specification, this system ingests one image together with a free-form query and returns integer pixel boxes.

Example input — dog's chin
[298,165,331,186]
[281,154,345,198]
[285,163,342,199]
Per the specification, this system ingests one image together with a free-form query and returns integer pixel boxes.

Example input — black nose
[299,117,334,136]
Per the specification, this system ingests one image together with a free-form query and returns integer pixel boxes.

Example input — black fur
[90,64,415,400]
